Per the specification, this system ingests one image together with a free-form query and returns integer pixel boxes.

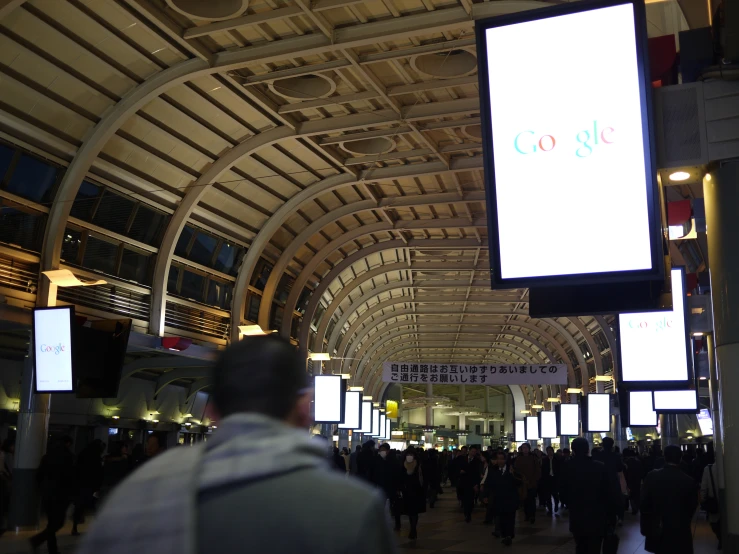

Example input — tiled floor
[0,488,721,554]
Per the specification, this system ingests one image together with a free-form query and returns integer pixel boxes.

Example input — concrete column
[458,385,467,447]
[425,383,434,446]
[660,414,679,447]
[704,164,739,550]
[338,429,349,450]
[9,344,50,528]
[613,411,627,451]
[483,387,490,435]
[504,391,512,437]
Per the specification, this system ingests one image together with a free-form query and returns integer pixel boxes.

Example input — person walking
[700,455,721,550]
[514,443,541,524]
[423,449,441,508]
[560,438,618,554]
[373,443,400,530]
[358,440,377,483]
[487,452,521,547]
[350,445,361,475]
[72,439,104,536]
[341,448,351,475]
[459,446,482,523]
[640,445,698,554]
[397,448,425,540]
[623,448,644,515]
[30,436,76,554]
[540,446,561,515]
[77,335,397,554]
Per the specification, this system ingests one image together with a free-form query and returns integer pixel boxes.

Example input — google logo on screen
[627,316,673,332]
[514,121,615,158]
[39,343,67,355]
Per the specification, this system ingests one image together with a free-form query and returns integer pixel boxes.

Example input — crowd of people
[28,433,164,554]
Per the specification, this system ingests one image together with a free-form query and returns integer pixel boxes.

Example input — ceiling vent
[270,74,335,100]
[341,137,396,156]
[166,0,249,20]
[411,49,477,78]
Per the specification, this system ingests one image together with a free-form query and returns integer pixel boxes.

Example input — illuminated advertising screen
[619,268,691,387]
[559,403,580,436]
[515,420,526,442]
[697,409,713,436]
[586,393,611,433]
[526,416,540,441]
[338,391,362,430]
[629,390,657,427]
[476,0,660,288]
[540,411,558,439]
[358,401,373,433]
[385,419,391,441]
[371,408,380,437]
[378,414,386,439]
[313,376,344,423]
[33,307,75,393]
[653,390,699,413]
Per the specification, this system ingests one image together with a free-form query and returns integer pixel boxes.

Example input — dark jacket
[397,462,425,515]
[373,455,398,499]
[514,453,541,489]
[624,457,643,490]
[422,454,441,490]
[640,465,698,554]
[357,447,376,483]
[458,456,483,489]
[486,466,520,514]
[560,456,616,537]
[38,446,75,501]
[541,456,561,484]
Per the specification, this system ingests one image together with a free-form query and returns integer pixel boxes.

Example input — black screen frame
[475,0,663,289]
[626,390,659,428]
[32,306,76,394]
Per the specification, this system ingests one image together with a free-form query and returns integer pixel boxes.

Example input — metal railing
[0,256,39,295]
[57,284,150,321]
[164,301,230,339]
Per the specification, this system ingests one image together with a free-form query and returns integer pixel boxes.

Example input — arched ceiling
[0,0,688,404]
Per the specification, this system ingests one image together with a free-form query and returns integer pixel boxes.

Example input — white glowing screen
[629,390,657,426]
[526,416,540,441]
[338,391,362,429]
[587,393,611,432]
[653,390,698,411]
[314,375,343,423]
[540,411,558,439]
[559,403,580,436]
[33,307,74,393]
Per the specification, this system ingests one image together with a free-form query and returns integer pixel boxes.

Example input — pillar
[458,385,467,447]
[9,346,50,528]
[613,411,627,451]
[660,414,679,447]
[704,163,739,550]
[707,332,727,535]
[424,383,434,446]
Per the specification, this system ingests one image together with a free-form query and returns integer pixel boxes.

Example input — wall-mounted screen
[385,419,391,441]
[358,401,373,433]
[653,389,699,413]
[33,306,75,393]
[619,268,691,388]
[371,408,380,437]
[586,393,611,432]
[526,416,540,441]
[559,403,580,436]
[515,420,526,442]
[476,0,661,288]
[314,375,344,423]
[629,390,658,426]
[697,408,713,436]
[378,414,386,439]
[338,391,362,429]
[540,411,558,439]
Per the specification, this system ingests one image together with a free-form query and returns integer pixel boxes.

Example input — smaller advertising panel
[540,411,558,439]
[629,390,657,426]
[586,393,611,433]
[652,389,699,413]
[559,403,580,436]
[526,416,540,441]
[338,391,362,430]
[515,420,526,442]
[33,307,75,393]
[358,401,373,433]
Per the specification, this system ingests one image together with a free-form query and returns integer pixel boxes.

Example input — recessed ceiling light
[669,171,690,182]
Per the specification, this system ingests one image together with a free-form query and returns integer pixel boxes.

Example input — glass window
[188,231,218,266]
[214,242,244,275]
[82,235,118,275]
[246,293,260,322]
[69,181,101,221]
[167,265,180,294]
[0,206,46,252]
[180,269,205,301]
[254,261,272,291]
[128,206,165,246]
[206,279,232,309]
[0,144,13,181]
[119,248,151,285]
[6,154,58,203]
[175,226,194,257]
[61,228,82,263]
[269,305,284,330]
[275,274,294,304]
[92,190,135,235]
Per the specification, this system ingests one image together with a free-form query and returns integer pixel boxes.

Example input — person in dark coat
[450,447,467,503]
[540,446,561,515]
[373,443,400,529]
[349,445,361,475]
[640,445,698,554]
[593,437,625,524]
[332,447,346,473]
[397,448,426,540]
[30,436,76,554]
[514,443,541,524]
[623,448,643,515]
[486,451,521,547]
[459,446,482,523]
[357,440,376,483]
[72,439,105,535]
[560,438,619,554]
[423,449,441,508]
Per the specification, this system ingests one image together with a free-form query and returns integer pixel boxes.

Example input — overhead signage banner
[382,362,567,385]
[476,0,661,288]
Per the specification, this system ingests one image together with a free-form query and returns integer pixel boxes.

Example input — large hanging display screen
[619,268,691,387]
[338,391,362,430]
[476,0,660,288]
[586,393,611,433]
[653,389,699,413]
[559,403,580,436]
[358,400,373,433]
[526,416,540,440]
[629,390,658,426]
[540,411,558,439]
[313,375,344,423]
[33,306,75,393]
[515,420,526,442]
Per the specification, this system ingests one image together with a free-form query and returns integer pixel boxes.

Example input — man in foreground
[77,335,396,554]
[560,438,616,554]
[641,444,698,554]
